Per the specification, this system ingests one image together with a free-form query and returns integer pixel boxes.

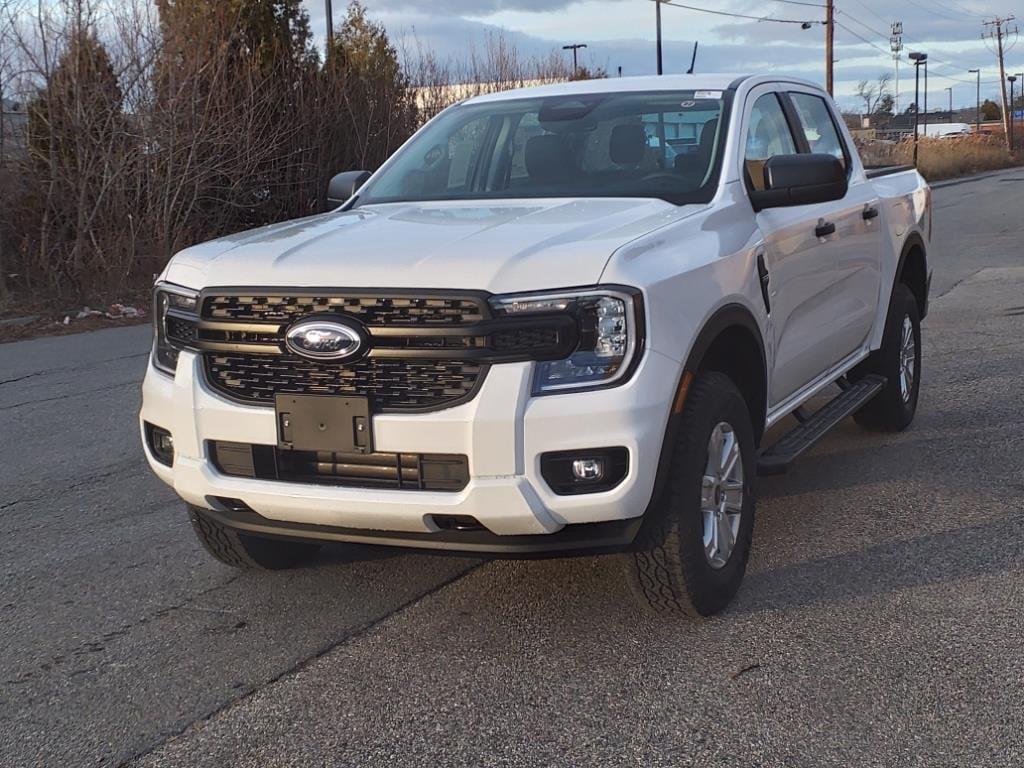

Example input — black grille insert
[204,294,486,325]
[204,353,485,411]
[210,442,469,492]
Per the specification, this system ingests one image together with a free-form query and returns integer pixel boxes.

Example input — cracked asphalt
[2,168,1023,767]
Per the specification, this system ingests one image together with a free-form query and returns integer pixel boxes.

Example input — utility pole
[655,0,664,75]
[562,43,587,75]
[891,21,904,113]
[325,0,333,52]
[969,68,981,131]
[983,16,1017,150]
[825,0,835,96]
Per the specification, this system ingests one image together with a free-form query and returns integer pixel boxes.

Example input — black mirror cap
[750,154,848,211]
[326,170,371,208]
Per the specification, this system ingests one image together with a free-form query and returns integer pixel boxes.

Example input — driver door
[743,89,837,406]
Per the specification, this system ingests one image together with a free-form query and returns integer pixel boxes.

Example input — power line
[765,0,825,6]
[838,8,998,85]
[903,0,974,23]
[653,0,821,25]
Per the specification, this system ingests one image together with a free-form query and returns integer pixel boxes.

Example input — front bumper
[140,348,680,549]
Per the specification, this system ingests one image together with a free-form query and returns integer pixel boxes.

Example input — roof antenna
[687,41,699,74]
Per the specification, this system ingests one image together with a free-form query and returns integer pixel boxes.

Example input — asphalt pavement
[2,168,1023,767]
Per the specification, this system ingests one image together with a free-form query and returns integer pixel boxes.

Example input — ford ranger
[141,75,931,616]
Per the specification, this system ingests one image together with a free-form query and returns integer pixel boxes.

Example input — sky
[302,0,1021,112]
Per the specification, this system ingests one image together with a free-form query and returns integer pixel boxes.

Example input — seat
[525,134,575,184]
[674,118,719,183]
[609,124,647,166]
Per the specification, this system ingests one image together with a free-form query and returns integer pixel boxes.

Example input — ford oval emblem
[285,318,365,361]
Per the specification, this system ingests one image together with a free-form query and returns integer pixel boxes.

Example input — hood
[164,198,704,293]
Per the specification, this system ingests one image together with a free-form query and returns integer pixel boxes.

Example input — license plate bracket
[275,394,373,454]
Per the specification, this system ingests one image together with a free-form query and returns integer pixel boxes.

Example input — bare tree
[856,73,893,117]
[0,0,603,306]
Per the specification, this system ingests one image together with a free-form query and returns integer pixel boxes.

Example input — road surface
[1,169,1022,767]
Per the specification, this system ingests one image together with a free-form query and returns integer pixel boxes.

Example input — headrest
[526,134,572,182]
[610,124,647,164]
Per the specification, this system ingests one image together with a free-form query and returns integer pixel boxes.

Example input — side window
[789,93,847,168]
[744,93,798,191]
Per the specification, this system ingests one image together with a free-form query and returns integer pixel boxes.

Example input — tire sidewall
[672,380,758,607]
[879,284,922,427]
[631,371,757,616]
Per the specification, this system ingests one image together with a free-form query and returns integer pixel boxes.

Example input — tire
[188,506,321,570]
[851,283,921,432]
[622,371,757,617]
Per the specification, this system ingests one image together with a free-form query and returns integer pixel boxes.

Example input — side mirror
[327,170,371,208]
[749,154,848,211]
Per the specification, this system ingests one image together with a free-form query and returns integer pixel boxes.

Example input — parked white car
[142,75,931,616]
[919,122,972,138]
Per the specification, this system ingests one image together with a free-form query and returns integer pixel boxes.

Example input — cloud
[302,0,1011,105]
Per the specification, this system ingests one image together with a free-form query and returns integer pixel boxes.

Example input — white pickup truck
[142,75,931,616]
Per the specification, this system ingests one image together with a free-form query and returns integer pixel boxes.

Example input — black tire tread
[188,506,320,570]
[626,371,755,617]
[853,283,921,432]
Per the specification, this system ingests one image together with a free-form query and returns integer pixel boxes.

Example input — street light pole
[655,0,663,75]
[910,52,927,163]
[325,0,333,52]
[969,69,981,131]
[562,43,587,75]
[1009,76,1017,151]
[923,59,929,136]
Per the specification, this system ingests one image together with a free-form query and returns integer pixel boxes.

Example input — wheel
[622,371,757,617]
[188,506,321,570]
[852,283,921,432]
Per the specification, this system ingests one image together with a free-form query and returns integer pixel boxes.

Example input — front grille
[204,353,485,410]
[210,441,469,492]
[204,294,486,325]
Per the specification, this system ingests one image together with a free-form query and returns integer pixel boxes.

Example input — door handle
[815,220,836,238]
[862,206,879,221]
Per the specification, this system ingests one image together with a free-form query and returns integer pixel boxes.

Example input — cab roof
[463,74,747,104]
[462,74,826,105]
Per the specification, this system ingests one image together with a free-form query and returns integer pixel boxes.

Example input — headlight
[490,286,644,394]
[152,283,199,375]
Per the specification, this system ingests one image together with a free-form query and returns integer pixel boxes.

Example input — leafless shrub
[0,1,596,307]
[403,31,577,122]
[857,134,1019,181]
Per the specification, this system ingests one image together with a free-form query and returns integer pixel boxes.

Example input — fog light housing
[541,448,628,495]
[145,422,175,467]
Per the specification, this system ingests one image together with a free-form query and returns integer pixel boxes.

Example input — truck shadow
[734,512,1023,615]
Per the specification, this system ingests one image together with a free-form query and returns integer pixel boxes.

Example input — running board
[757,375,886,476]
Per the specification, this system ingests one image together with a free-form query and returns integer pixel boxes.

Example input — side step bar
[757,375,886,476]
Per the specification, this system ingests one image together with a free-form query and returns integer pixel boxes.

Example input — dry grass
[857,134,1022,181]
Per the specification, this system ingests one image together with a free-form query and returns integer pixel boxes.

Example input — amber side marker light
[672,370,695,414]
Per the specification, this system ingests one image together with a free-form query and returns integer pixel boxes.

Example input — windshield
[354,90,729,207]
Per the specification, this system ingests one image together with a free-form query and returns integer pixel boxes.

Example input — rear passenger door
[743,87,837,405]
[785,88,882,362]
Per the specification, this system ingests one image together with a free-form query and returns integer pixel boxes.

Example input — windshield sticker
[693,90,723,99]
[680,100,696,108]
